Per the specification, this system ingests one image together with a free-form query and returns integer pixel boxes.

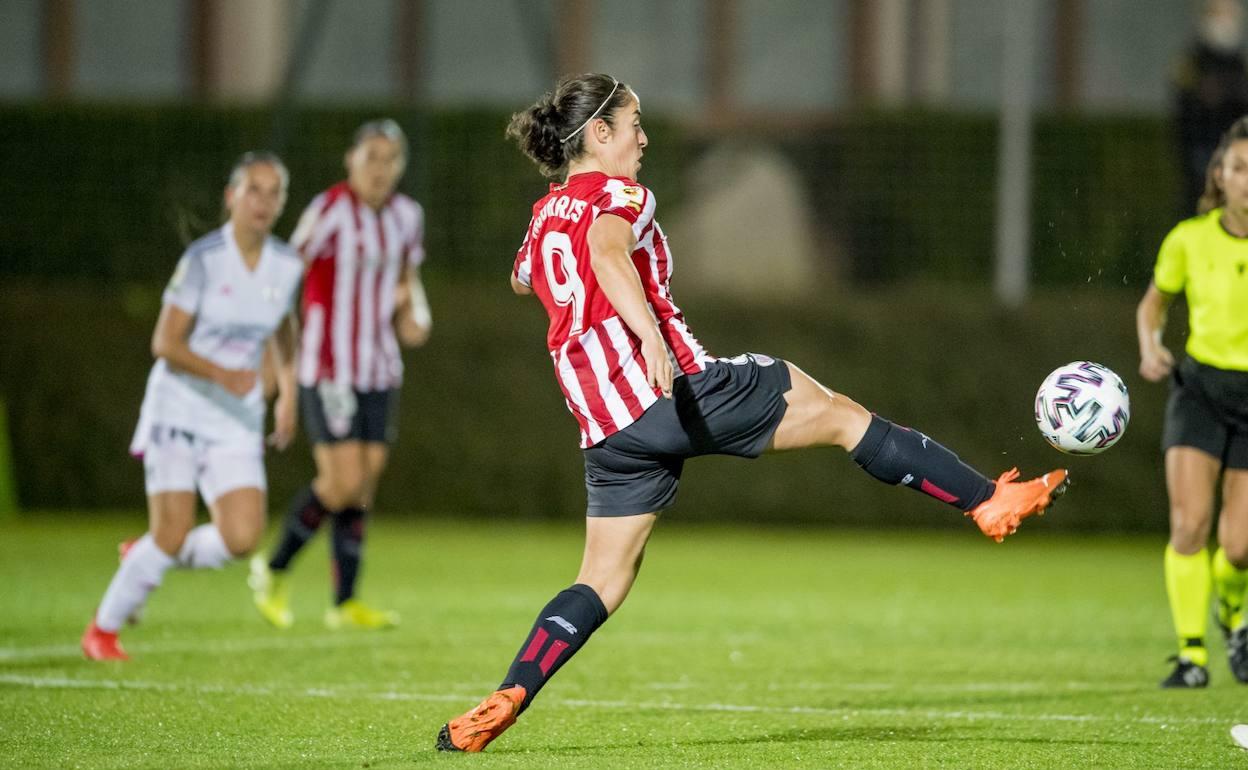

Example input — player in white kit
[82,152,304,661]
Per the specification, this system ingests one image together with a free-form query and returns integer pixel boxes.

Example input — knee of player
[1221,538,1248,569]
[150,524,191,557]
[1170,515,1212,552]
[819,394,869,448]
[319,477,367,510]
[221,529,261,558]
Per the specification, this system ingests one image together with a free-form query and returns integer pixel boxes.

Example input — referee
[1138,115,1248,688]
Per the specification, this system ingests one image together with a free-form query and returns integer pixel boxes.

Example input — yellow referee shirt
[1154,208,1248,371]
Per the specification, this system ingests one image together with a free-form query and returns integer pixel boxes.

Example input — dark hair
[1198,115,1248,214]
[352,118,409,160]
[506,73,633,178]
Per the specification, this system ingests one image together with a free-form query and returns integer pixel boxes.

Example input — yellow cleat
[324,598,399,630]
[249,554,293,629]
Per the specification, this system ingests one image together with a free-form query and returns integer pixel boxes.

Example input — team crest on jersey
[619,186,644,213]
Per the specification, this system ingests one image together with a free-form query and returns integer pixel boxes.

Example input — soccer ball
[1034,361,1130,455]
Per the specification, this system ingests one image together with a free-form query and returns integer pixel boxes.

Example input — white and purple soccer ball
[1034,361,1130,455]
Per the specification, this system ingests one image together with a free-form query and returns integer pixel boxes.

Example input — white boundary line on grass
[0,634,382,662]
[0,673,1234,728]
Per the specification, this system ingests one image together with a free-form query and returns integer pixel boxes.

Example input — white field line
[0,634,384,661]
[0,673,1238,728]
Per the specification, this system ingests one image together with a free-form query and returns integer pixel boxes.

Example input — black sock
[500,584,609,712]
[330,507,366,605]
[268,485,329,571]
[850,414,994,512]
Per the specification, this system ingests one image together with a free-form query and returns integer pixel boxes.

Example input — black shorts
[1163,357,1248,469]
[582,353,792,517]
[300,384,399,445]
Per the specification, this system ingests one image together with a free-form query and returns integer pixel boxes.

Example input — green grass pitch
[3,513,1246,768]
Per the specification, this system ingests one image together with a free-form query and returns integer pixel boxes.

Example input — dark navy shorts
[1163,357,1248,469]
[582,353,792,517]
[300,384,399,445]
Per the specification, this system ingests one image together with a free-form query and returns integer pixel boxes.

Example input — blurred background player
[249,119,430,630]
[1138,115,1248,688]
[434,73,1069,752]
[1174,0,1248,214]
[82,152,302,661]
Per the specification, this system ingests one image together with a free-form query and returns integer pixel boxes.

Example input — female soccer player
[82,152,303,661]
[434,73,1069,752]
[249,119,430,630]
[1139,115,1248,688]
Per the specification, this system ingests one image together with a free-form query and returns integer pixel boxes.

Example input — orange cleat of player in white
[436,686,526,752]
[81,620,129,661]
[967,468,1069,542]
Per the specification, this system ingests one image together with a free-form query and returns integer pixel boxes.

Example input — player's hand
[1139,345,1175,382]
[641,335,673,398]
[268,391,297,450]
[396,315,431,348]
[216,367,258,397]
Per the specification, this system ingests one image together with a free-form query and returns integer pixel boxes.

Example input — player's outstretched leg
[771,363,1068,541]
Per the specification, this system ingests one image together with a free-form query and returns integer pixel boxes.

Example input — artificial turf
[2,513,1245,768]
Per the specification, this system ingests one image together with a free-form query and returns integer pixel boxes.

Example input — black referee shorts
[582,353,792,517]
[1163,356,1248,469]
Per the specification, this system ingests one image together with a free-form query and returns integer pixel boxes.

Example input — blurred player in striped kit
[82,152,303,661]
[249,120,431,630]
[435,73,1070,752]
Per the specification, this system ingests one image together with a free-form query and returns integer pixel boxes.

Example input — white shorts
[139,425,266,505]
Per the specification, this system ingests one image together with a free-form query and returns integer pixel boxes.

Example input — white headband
[559,79,620,144]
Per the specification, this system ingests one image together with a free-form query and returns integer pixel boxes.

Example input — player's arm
[394,264,432,347]
[151,304,256,397]
[265,311,299,449]
[587,213,672,397]
[1136,281,1177,382]
[510,272,533,295]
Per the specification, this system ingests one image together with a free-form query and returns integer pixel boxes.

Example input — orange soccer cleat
[81,620,129,661]
[967,468,1069,542]
[118,538,137,563]
[435,685,526,752]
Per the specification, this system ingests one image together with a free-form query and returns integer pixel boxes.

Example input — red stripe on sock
[520,628,549,663]
[538,639,569,675]
[920,478,959,504]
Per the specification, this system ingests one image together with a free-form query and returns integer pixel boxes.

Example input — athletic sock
[177,523,232,569]
[269,485,329,571]
[499,583,609,712]
[1165,544,1210,666]
[95,534,176,632]
[1213,546,1248,631]
[850,414,994,512]
[330,507,366,605]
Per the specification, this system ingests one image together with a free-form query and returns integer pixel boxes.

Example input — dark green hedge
[1,104,1176,286]
[0,279,1177,532]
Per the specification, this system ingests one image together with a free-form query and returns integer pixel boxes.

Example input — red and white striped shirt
[513,172,715,447]
[292,182,425,392]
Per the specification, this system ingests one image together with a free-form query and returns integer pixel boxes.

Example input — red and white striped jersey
[513,171,715,447]
[292,182,425,392]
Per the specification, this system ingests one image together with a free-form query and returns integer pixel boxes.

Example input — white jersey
[130,225,303,454]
